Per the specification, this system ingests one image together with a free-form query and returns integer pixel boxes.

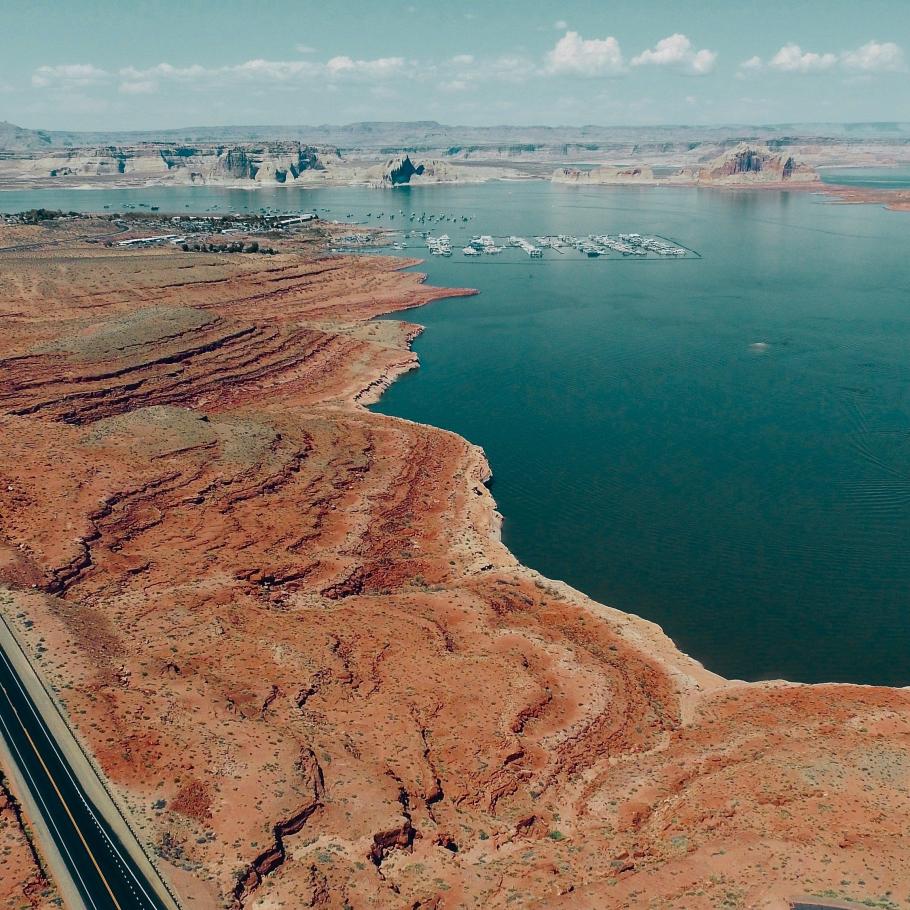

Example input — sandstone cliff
[3,141,333,186]
[369,154,497,187]
[692,142,819,184]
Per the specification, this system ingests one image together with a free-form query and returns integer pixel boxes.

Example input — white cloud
[451,54,474,66]
[119,80,157,95]
[631,34,716,75]
[761,40,904,74]
[768,43,837,72]
[325,55,407,79]
[295,44,316,54]
[120,63,210,82]
[841,40,905,72]
[544,31,625,77]
[116,55,410,89]
[736,55,764,79]
[554,19,568,30]
[32,63,109,89]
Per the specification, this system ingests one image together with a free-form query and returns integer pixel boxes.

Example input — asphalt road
[0,224,127,253]
[0,644,170,910]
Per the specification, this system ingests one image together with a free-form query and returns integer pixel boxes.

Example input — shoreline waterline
[6,179,910,686]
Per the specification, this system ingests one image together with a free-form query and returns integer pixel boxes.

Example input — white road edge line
[0,645,161,909]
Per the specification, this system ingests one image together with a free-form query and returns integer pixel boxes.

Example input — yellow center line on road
[0,681,122,910]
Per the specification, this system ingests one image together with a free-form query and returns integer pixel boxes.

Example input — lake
[820,166,910,190]
[4,179,910,685]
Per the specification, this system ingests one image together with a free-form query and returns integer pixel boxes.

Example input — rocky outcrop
[693,142,819,184]
[214,147,258,181]
[385,155,425,185]
[552,164,657,184]
[232,749,324,907]
[210,143,324,184]
[373,154,470,187]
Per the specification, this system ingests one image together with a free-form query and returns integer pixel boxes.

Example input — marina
[415,228,693,261]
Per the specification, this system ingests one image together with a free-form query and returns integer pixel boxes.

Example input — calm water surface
[821,166,910,190]
[4,180,910,685]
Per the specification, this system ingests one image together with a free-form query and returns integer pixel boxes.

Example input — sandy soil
[820,184,910,211]
[0,774,58,910]
[0,221,908,910]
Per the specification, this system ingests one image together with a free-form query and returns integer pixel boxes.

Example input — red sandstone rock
[694,143,819,184]
[0,221,908,910]
[0,776,57,910]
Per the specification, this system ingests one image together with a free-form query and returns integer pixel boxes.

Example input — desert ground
[0,218,909,910]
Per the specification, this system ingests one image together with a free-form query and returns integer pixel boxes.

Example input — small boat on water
[426,234,452,256]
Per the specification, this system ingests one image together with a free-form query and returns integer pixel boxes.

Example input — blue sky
[2,0,909,130]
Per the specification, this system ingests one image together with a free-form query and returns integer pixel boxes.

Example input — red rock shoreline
[0,221,909,909]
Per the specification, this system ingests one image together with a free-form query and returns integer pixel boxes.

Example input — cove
[368,181,910,686]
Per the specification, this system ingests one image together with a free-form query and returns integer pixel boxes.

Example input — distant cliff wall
[6,142,332,185]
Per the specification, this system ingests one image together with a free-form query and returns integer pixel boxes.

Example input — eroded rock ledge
[0,222,908,910]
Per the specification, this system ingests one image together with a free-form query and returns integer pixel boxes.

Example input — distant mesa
[0,121,505,188]
[550,146,817,187]
[205,143,325,183]
[691,142,819,185]
[385,155,426,185]
[552,164,657,185]
[565,143,828,187]
[0,121,861,192]
[373,154,466,187]
[34,141,330,186]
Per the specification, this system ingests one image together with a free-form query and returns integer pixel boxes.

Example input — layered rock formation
[2,142,333,186]
[0,220,908,910]
[552,164,658,184]
[371,154,482,187]
[693,143,819,184]
[0,141,505,189]
[6,119,910,196]
[383,154,426,185]
[551,145,818,189]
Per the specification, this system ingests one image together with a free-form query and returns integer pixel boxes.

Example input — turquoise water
[4,180,910,685]
[821,166,910,190]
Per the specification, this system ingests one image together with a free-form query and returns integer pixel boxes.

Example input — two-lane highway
[0,641,173,910]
